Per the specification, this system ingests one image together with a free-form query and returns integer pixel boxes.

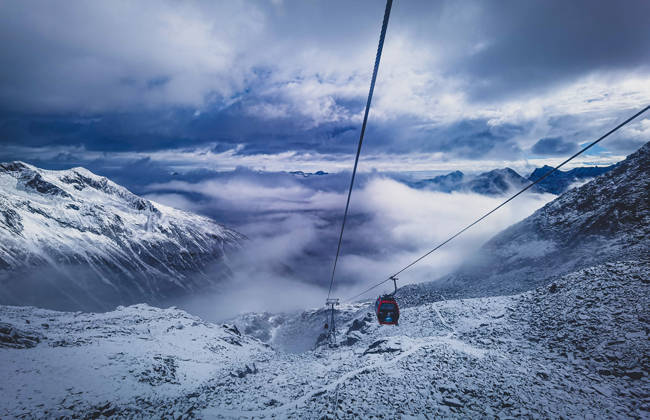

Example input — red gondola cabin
[375,294,399,325]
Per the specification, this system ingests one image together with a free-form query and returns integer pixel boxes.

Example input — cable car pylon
[325,298,339,347]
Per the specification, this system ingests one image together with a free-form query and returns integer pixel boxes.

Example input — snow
[401,142,650,304]
[0,162,243,311]
[1,143,647,418]
[1,261,647,418]
[0,304,271,418]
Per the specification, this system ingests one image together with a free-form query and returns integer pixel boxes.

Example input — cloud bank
[1,0,649,164]
[146,172,556,320]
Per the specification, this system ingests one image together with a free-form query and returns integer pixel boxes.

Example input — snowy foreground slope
[0,162,243,311]
[1,260,647,418]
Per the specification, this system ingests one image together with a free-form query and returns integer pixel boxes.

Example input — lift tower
[325,298,339,347]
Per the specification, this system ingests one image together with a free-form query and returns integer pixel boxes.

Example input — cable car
[375,276,399,325]
[375,294,399,325]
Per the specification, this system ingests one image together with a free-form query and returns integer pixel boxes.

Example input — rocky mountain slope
[401,141,649,304]
[529,164,614,194]
[0,162,243,311]
[1,260,647,418]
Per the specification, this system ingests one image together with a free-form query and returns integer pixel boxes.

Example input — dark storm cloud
[1,111,195,151]
[450,0,650,100]
[0,0,648,162]
[531,137,578,156]
[357,117,526,159]
[430,120,525,158]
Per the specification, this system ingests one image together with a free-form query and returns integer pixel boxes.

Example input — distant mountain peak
[413,167,534,196]
[527,163,615,194]
[289,170,328,177]
[461,167,533,195]
[413,161,616,196]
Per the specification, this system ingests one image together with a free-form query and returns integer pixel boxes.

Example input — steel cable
[344,105,650,302]
[327,0,394,299]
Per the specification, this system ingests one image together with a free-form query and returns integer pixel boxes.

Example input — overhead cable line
[344,104,650,302]
[326,0,393,300]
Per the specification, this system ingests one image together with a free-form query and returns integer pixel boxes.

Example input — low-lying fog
[145,169,556,321]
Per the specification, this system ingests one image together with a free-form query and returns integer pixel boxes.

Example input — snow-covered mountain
[528,164,614,194]
[402,141,649,304]
[0,162,243,311]
[412,164,615,196]
[412,167,533,195]
[1,144,647,418]
[1,260,647,418]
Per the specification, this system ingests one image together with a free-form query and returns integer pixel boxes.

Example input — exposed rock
[230,364,258,379]
[363,338,403,355]
[442,397,463,408]
[0,322,41,348]
[24,173,72,198]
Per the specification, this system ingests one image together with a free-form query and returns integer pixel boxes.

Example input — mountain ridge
[400,141,649,305]
[0,161,244,311]
[412,163,615,196]
[527,164,615,194]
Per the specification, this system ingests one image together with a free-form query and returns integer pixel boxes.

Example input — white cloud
[3,0,648,132]
[147,178,344,213]
[0,0,265,111]
[329,178,556,292]
[145,173,557,317]
[4,141,627,175]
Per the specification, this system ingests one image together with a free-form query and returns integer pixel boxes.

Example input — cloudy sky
[1,0,649,314]
[1,0,649,173]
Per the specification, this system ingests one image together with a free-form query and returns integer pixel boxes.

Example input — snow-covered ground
[0,304,272,418]
[2,260,647,418]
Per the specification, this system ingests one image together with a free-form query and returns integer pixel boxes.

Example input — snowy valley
[0,143,648,418]
[2,1,649,418]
